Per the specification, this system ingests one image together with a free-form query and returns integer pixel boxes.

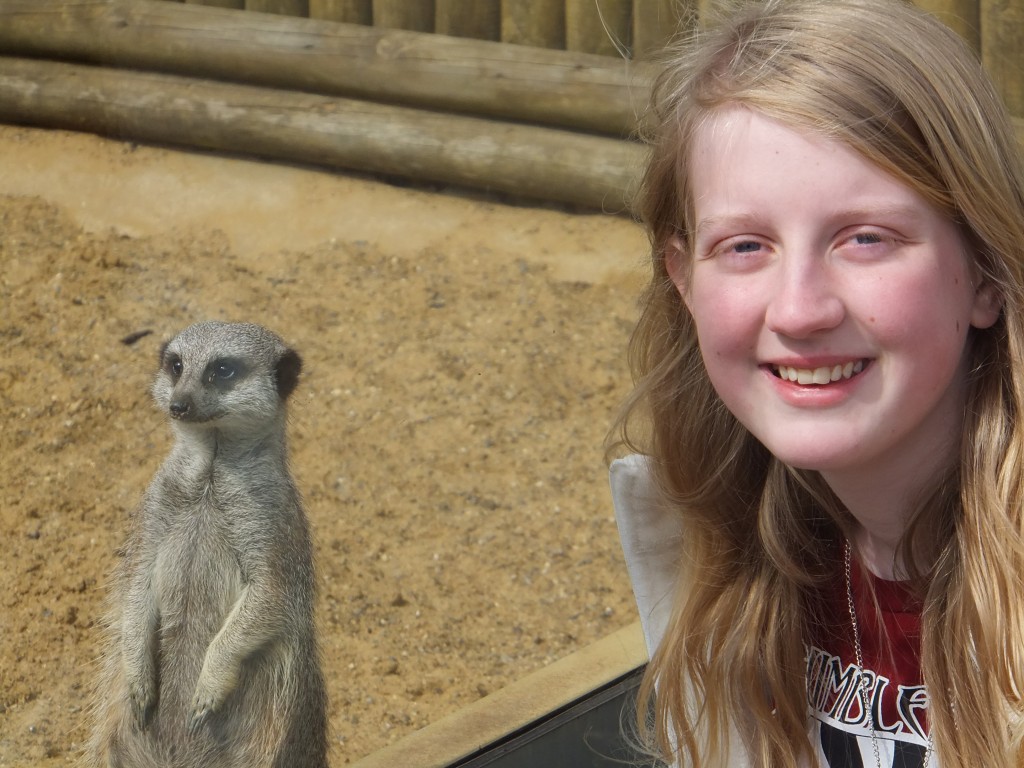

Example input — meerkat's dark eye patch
[205,357,248,389]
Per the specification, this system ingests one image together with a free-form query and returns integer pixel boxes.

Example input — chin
[758,444,854,474]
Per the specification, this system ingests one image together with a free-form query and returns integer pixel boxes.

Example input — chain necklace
[843,540,933,768]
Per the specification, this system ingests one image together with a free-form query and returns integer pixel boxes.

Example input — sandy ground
[0,124,650,765]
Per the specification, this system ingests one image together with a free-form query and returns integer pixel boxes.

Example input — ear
[275,349,303,400]
[970,281,1002,330]
[664,235,691,308]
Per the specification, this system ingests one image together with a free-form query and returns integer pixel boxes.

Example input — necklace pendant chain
[843,541,932,768]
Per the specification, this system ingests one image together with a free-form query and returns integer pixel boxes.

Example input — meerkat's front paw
[187,692,215,735]
[126,675,155,729]
[187,679,222,735]
[187,663,236,735]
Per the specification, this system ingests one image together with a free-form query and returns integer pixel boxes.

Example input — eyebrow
[694,204,930,236]
[694,213,765,236]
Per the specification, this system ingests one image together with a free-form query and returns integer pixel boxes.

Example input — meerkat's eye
[206,358,247,387]
[166,355,183,380]
[215,363,236,380]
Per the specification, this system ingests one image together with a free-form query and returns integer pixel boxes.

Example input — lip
[761,358,872,406]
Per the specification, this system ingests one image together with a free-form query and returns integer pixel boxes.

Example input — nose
[764,254,844,338]
[169,400,191,419]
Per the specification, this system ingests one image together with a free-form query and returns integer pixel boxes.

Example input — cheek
[861,274,976,400]
[865,266,974,344]
[688,293,762,408]
[689,283,762,356]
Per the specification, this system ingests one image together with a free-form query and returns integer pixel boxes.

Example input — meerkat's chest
[152,501,245,634]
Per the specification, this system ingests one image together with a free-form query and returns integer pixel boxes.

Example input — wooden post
[632,0,687,59]
[0,0,653,136]
[435,0,499,41]
[565,0,631,57]
[500,0,564,49]
[981,0,1024,119]
[309,0,370,24]
[372,0,433,32]
[0,57,644,212]
[913,0,980,52]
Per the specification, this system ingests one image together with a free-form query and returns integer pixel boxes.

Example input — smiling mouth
[772,359,867,385]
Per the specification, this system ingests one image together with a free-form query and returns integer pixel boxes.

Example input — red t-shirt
[805,555,933,767]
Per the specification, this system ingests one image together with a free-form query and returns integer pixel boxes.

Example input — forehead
[687,107,934,232]
[167,324,278,361]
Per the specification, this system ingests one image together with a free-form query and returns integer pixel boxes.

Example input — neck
[169,419,286,481]
[849,527,902,581]
[823,452,951,582]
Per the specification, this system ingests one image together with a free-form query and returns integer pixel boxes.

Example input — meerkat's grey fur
[90,322,328,768]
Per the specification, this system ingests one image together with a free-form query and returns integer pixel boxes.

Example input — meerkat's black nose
[169,401,191,419]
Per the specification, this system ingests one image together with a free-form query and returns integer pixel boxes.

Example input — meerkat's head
[152,322,302,433]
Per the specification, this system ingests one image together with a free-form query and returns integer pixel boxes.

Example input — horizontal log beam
[0,0,653,137]
[0,57,645,212]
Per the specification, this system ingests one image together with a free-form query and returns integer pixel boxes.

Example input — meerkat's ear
[275,349,302,400]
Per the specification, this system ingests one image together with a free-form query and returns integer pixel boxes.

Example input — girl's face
[668,107,1000,495]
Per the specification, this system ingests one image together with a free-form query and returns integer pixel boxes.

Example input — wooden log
[913,0,980,52]
[435,0,499,41]
[632,0,687,60]
[309,0,370,24]
[0,57,644,212]
[372,0,433,32]
[565,0,631,57]
[246,0,308,15]
[0,0,649,137]
[981,0,1024,119]
[187,0,245,9]
[500,0,564,49]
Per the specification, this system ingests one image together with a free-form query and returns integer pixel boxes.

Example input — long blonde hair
[612,1,1024,765]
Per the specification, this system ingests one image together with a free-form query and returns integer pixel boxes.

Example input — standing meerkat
[90,321,328,768]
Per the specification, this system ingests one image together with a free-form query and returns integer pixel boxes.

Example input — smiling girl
[610,0,1024,766]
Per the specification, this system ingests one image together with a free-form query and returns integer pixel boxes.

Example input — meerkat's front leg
[187,582,281,733]
[121,568,160,729]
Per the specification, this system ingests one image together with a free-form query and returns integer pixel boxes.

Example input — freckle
[868,316,876,324]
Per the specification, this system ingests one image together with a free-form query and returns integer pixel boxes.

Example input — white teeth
[775,360,865,385]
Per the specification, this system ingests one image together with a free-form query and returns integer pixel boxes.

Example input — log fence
[164,0,1021,118]
[0,0,1019,211]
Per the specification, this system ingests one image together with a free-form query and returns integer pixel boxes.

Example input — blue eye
[734,241,761,253]
[853,232,883,245]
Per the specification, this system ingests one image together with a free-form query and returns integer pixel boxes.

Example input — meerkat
[90,321,328,768]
